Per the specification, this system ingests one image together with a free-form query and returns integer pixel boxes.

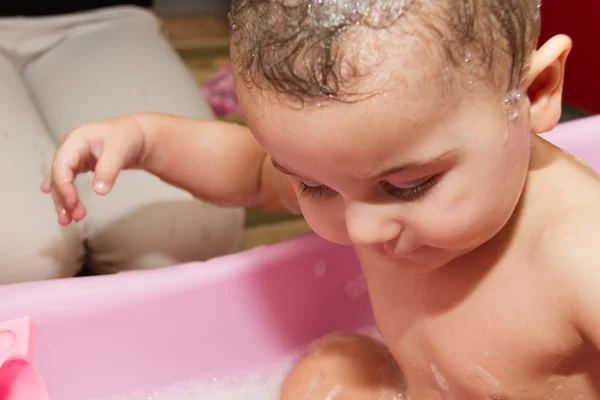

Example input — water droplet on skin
[441,65,452,82]
[467,365,503,399]
[554,385,563,394]
[324,386,342,400]
[305,374,321,397]
[356,0,367,13]
[464,49,472,63]
[316,102,322,107]
[503,89,522,120]
[431,364,450,391]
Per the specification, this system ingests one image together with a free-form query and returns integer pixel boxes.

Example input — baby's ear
[524,35,572,134]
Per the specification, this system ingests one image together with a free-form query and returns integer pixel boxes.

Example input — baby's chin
[387,246,461,273]
[370,244,478,274]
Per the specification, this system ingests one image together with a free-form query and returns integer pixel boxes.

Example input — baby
[42,0,600,398]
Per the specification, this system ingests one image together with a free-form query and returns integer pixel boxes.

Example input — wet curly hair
[228,0,541,100]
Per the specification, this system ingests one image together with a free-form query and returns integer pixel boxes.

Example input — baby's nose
[344,202,402,248]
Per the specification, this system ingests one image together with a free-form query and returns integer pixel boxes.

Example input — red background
[538,1,600,113]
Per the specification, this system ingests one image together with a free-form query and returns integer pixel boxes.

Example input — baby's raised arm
[42,113,299,225]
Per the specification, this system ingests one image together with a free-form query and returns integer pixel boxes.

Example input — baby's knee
[280,333,406,400]
[0,222,83,284]
[85,201,245,274]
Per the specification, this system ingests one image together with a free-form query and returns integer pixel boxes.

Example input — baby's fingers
[47,180,86,224]
[40,175,52,193]
[91,138,131,195]
[70,201,87,222]
[49,142,85,209]
[51,187,72,225]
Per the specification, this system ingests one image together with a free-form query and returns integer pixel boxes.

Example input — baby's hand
[41,116,148,225]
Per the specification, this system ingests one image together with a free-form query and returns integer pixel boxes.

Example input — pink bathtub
[0,115,599,400]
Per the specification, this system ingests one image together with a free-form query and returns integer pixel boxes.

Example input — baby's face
[236,42,532,272]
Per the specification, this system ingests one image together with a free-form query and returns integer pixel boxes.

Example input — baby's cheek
[415,199,494,249]
[300,199,351,246]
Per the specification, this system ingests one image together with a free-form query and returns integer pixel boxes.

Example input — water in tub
[98,327,382,400]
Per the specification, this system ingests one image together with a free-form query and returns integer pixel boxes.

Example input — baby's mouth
[380,240,422,259]
[390,235,423,257]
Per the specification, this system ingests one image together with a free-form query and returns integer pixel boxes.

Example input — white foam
[96,327,380,400]
[95,358,295,400]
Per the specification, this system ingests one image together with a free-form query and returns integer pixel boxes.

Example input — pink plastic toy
[0,115,598,399]
[0,317,49,400]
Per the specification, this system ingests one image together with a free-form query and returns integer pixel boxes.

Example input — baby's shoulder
[528,146,600,267]
[532,203,600,345]
[534,202,600,287]
[538,201,600,255]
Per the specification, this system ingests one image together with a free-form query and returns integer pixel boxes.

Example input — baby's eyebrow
[372,161,426,179]
[272,151,453,180]
[271,158,290,174]
[371,150,454,180]
[271,158,305,178]
[271,158,319,183]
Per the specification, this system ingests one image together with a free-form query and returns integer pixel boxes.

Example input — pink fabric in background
[201,64,242,117]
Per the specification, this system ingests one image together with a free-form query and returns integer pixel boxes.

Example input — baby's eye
[302,180,321,188]
[299,181,331,198]
[381,175,438,201]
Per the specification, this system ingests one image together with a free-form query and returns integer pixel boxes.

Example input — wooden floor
[161,15,312,250]
[161,16,230,85]
[162,15,229,45]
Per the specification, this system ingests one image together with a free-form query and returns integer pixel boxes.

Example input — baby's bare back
[359,137,600,399]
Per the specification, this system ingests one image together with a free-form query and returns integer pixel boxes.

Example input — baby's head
[230,0,540,98]
[280,333,405,400]
[229,0,572,271]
